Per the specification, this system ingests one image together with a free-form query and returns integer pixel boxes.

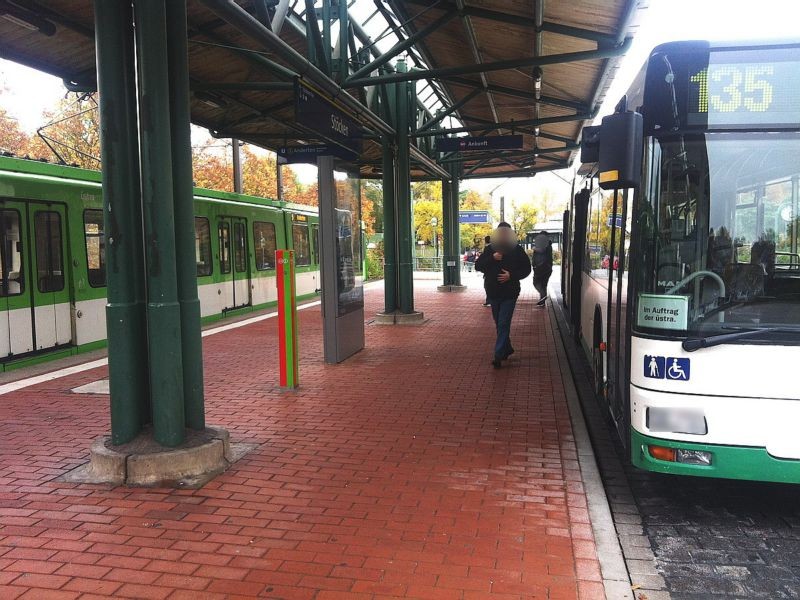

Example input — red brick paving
[0,278,604,599]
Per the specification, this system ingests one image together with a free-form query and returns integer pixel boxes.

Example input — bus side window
[253,221,277,270]
[84,209,106,287]
[195,217,212,277]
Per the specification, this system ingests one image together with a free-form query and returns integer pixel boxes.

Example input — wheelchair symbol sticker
[644,355,690,381]
[666,357,690,381]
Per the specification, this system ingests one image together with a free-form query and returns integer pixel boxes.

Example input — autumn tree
[25,94,101,169]
[509,202,540,238]
[0,103,29,155]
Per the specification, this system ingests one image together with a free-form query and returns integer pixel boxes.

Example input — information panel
[686,48,800,128]
[637,293,689,331]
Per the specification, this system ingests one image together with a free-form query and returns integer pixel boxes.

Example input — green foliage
[365,242,384,281]
[509,203,540,237]
[413,199,443,245]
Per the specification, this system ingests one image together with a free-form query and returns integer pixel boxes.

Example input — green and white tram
[563,39,800,482]
[0,155,322,371]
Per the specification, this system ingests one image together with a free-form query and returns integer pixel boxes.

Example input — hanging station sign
[435,135,524,152]
[294,80,362,156]
[277,145,358,165]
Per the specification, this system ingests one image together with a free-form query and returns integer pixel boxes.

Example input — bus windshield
[634,132,800,339]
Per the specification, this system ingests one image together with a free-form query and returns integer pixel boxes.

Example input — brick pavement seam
[546,301,636,600]
[550,289,673,600]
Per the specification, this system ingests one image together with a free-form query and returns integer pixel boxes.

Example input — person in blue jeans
[475,222,532,368]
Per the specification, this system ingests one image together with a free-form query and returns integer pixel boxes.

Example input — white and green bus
[563,39,800,482]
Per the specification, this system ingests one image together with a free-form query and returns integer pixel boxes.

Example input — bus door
[605,190,632,433]
[29,203,71,350]
[0,203,30,356]
[217,216,250,311]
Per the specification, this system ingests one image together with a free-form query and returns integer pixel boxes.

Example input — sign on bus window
[637,293,689,330]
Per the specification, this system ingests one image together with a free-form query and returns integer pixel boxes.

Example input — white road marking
[0,299,323,397]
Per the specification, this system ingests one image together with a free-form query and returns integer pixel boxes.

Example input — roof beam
[344,37,632,87]
[347,9,459,81]
[453,0,499,123]
[443,76,589,112]
[415,88,481,133]
[401,0,619,46]
[460,163,570,180]
[414,111,593,137]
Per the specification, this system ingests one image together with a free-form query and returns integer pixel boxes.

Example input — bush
[365,246,384,281]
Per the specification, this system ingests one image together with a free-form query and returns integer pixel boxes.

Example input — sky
[1,0,798,218]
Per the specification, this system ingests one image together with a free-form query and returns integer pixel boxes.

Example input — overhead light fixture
[532,66,543,100]
[194,91,226,110]
[0,1,56,36]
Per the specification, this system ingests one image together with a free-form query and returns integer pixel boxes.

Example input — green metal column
[443,164,462,286]
[134,0,185,447]
[395,62,414,313]
[381,139,397,313]
[94,0,149,446]
[166,0,205,432]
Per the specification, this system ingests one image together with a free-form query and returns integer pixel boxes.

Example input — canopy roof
[0,0,645,179]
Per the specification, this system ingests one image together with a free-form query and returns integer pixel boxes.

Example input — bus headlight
[676,449,712,466]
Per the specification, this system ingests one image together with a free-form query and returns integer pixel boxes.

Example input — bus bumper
[631,429,800,484]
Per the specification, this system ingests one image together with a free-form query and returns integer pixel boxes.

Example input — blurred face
[492,226,517,250]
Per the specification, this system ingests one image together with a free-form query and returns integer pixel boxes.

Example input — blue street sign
[607,214,623,227]
[644,355,690,381]
[277,145,358,165]
[436,135,524,152]
[295,80,362,155]
[459,210,490,224]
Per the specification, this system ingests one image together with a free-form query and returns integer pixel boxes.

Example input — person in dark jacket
[482,234,492,306]
[532,231,554,306]
[475,222,532,368]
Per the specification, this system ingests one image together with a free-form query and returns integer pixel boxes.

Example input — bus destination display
[686,49,800,128]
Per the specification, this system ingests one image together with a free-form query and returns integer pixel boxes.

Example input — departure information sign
[685,48,800,128]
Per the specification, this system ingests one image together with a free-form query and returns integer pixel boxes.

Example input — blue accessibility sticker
[644,355,690,381]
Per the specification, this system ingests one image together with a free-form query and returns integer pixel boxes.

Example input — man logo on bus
[644,355,665,379]
[644,355,690,381]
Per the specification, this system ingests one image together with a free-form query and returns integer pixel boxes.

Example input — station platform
[0,276,622,600]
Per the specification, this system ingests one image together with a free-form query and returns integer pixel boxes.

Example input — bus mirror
[580,126,600,164]
[598,111,643,190]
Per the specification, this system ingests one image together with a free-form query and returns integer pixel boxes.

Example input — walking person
[475,223,531,368]
[481,235,492,306]
[532,230,553,306]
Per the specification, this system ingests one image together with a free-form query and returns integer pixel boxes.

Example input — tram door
[0,201,70,357]
[217,216,250,311]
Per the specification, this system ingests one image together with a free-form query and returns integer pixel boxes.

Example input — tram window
[311,224,319,265]
[84,209,105,287]
[0,210,24,297]
[34,211,64,293]
[195,217,212,276]
[292,223,311,266]
[233,222,247,272]
[218,221,231,274]
[253,221,276,270]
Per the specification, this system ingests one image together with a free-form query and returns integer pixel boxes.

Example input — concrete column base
[437,285,467,293]
[60,425,255,488]
[374,310,426,325]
